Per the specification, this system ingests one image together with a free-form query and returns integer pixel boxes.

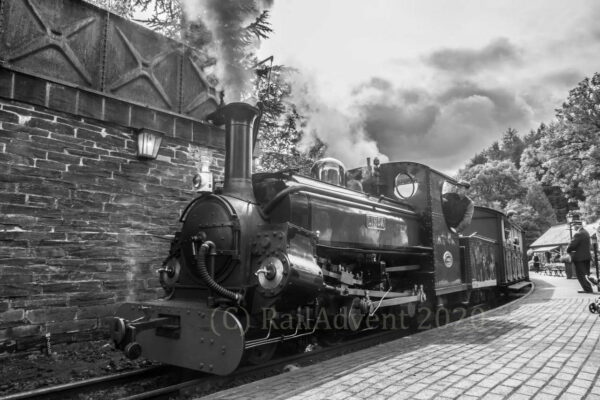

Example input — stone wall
[0,96,225,351]
[0,0,228,353]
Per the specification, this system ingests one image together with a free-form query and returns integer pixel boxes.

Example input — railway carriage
[109,102,529,375]
[462,206,528,289]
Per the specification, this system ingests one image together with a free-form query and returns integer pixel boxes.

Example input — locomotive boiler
[109,102,528,375]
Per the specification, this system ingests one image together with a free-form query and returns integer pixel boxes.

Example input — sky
[254,0,600,173]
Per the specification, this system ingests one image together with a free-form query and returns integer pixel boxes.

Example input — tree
[253,66,324,173]
[557,72,600,129]
[465,151,488,168]
[523,123,547,147]
[552,74,600,221]
[518,72,600,224]
[458,73,600,243]
[500,127,525,168]
[541,185,570,223]
[457,160,526,209]
[536,119,598,214]
[505,202,542,249]
[484,141,505,161]
[578,180,600,222]
[87,0,135,17]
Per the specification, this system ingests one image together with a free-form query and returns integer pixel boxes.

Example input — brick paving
[199,274,600,400]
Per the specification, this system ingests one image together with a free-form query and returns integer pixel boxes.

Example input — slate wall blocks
[0,98,225,351]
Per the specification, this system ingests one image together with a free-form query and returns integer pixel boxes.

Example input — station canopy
[528,219,600,253]
[531,245,559,253]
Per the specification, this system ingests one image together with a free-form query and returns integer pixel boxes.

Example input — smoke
[290,74,388,169]
[180,0,273,102]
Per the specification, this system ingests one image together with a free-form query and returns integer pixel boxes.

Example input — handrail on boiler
[261,184,416,216]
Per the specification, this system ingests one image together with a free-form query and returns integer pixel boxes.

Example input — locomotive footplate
[110,300,245,375]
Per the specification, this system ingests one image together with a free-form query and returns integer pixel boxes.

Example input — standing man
[533,254,541,273]
[566,218,593,293]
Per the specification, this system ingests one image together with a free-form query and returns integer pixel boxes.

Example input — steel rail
[0,366,165,400]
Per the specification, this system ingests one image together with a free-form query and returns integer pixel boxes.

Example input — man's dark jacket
[566,227,591,262]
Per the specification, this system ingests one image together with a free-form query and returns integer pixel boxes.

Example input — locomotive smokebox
[209,102,260,199]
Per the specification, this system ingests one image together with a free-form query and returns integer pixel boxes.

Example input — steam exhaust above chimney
[208,102,260,200]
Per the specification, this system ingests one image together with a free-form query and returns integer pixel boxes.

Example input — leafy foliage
[500,128,525,168]
[557,73,600,129]
[86,0,135,17]
[459,72,600,248]
[506,183,558,248]
[530,74,600,221]
[253,65,324,173]
[465,127,524,168]
[458,160,526,209]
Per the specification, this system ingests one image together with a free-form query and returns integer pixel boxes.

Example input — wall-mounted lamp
[135,128,163,160]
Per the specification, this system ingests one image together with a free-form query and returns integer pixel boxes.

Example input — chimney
[208,102,260,199]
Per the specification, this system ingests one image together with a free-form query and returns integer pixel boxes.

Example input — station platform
[200,274,600,400]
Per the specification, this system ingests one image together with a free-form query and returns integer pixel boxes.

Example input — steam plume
[180,0,272,102]
[291,74,389,169]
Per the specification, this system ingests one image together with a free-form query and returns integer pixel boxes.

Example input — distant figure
[566,218,593,293]
[589,232,600,288]
[346,169,364,192]
[442,181,474,233]
[533,254,541,273]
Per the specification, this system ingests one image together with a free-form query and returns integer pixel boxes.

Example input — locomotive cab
[348,161,471,300]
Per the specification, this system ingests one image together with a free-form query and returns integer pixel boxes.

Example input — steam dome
[310,158,346,186]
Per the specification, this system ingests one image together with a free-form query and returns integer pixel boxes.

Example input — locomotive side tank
[251,170,428,315]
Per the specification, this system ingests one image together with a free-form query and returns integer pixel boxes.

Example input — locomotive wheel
[589,303,598,314]
[244,343,278,365]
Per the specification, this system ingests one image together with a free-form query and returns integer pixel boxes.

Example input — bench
[543,263,565,276]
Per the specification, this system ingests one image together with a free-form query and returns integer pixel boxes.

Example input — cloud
[437,81,532,128]
[346,77,534,172]
[353,78,440,138]
[542,69,584,88]
[263,7,600,174]
[425,38,522,73]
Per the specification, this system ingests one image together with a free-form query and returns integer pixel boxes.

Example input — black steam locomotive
[110,102,528,375]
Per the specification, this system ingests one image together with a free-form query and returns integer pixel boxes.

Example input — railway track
[126,328,412,400]
[0,365,174,400]
[1,289,530,400]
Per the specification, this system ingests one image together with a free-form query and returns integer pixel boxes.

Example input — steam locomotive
[109,102,528,375]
